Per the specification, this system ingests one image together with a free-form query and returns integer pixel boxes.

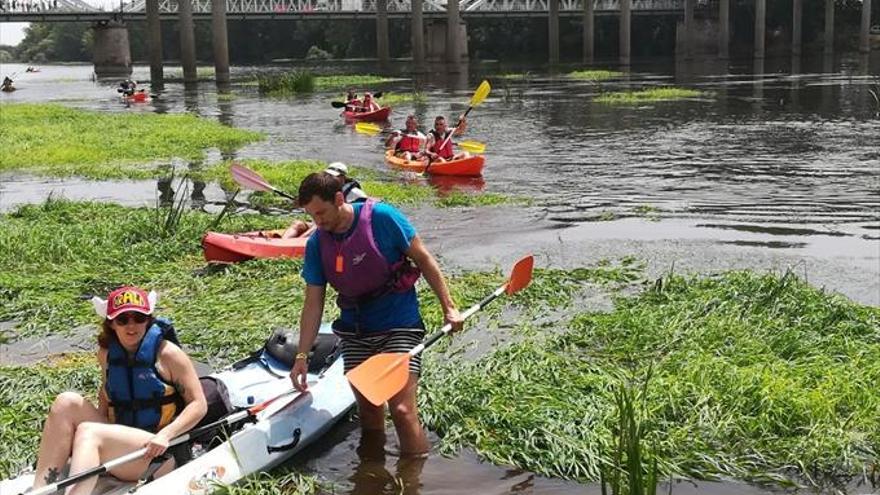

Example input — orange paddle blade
[345,352,411,406]
[506,254,534,295]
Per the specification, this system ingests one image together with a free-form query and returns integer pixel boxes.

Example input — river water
[0,54,878,493]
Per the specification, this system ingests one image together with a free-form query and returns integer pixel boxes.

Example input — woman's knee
[49,391,85,416]
[72,421,104,448]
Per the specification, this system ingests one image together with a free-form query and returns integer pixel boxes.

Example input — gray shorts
[338,329,426,375]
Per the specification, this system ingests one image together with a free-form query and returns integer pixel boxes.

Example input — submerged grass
[257,73,401,95]
[595,87,703,105]
[569,69,623,81]
[421,271,880,489]
[314,74,402,91]
[375,91,427,106]
[0,103,262,179]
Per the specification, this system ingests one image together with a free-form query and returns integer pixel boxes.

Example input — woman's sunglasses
[113,312,149,325]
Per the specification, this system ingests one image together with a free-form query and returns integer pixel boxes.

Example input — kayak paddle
[346,254,534,406]
[456,140,486,154]
[25,388,301,495]
[357,122,486,154]
[230,162,298,203]
[355,121,383,134]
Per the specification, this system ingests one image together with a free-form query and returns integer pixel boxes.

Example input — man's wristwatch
[295,352,309,362]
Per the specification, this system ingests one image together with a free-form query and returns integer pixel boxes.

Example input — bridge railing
[126,0,682,13]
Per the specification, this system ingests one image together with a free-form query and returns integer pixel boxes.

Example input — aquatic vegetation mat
[595,87,703,104]
[0,104,262,179]
[569,69,623,81]
[421,271,880,489]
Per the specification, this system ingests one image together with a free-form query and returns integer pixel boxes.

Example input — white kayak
[0,323,355,495]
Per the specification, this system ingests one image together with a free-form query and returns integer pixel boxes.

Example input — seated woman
[30,286,207,495]
[357,92,381,113]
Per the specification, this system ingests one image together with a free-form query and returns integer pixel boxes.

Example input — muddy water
[1,54,878,493]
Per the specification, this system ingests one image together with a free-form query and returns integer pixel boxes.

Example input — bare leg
[67,422,174,495]
[387,373,429,456]
[32,392,105,490]
[352,387,386,431]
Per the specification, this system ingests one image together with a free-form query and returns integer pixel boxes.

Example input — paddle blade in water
[230,163,272,193]
[505,255,534,295]
[346,352,411,406]
[355,121,382,134]
[457,140,486,154]
[330,101,347,108]
[470,80,491,107]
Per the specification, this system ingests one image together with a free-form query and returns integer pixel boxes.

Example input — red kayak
[202,228,313,263]
[342,106,391,122]
[123,91,149,102]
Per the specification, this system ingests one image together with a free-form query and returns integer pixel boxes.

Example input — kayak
[0,323,355,495]
[201,228,313,263]
[342,106,391,122]
[384,150,485,177]
[123,92,149,102]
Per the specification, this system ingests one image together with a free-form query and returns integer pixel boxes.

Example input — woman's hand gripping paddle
[346,254,534,406]
[230,162,297,203]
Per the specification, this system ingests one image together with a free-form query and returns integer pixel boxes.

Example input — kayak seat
[264,327,340,374]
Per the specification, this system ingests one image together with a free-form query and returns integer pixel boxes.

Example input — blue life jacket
[105,318,183,433]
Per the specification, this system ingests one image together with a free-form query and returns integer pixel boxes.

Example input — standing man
[289,173,463,456]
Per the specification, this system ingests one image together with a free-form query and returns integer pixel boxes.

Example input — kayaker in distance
[1,76,14,92]
[29,286,207,495]
[385,114,427,161]
[118,79,137,97]
[344,88,361,112]
[356,92,381,113]
[281,162,366,239]
[289,173,464,457]
[425,115,469,162]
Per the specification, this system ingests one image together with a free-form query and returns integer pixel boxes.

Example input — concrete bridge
[0,0,873,83]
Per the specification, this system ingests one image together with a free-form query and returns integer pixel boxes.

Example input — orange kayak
[384,150,485,177]
[202,228,312,263]
[343,106,391,122]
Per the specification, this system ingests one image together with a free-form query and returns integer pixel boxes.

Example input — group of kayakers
[25,155,462,492]
[344,89,381,114]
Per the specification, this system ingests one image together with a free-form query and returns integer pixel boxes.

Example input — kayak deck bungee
[0,323,355,495]
[201,228,314,263]
[384,150,485,177]
[342,106,391,122]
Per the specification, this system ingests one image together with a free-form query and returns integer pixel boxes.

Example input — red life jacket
[396,130,425,153]
[429,129,454,159]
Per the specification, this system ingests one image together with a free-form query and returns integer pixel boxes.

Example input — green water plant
[595,88,702,105]
[0,104,262,179]
[257,70,316,95]
[375,91,427,106]
[421,271,880,489]
[314,74,402,91]
[570,69,623,81]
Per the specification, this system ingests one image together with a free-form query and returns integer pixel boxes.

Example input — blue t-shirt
[302,202,422,332]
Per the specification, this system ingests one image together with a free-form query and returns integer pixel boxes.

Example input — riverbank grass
[595,87,702,104]
[422,271,880,489]
[0,103,262,179]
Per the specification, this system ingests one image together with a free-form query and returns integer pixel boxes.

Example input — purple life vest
[318,199,420,309]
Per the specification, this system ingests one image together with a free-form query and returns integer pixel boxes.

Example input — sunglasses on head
[113,312,149,325]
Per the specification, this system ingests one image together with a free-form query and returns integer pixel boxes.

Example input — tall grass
[257,71,315,95]
[421,271,880,489]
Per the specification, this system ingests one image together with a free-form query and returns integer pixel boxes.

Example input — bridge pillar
[412,0,427,72]
[859,0,871,53]
[376,0,390,66]
[619,0,631,65]
[583,0,594,63]
[426,19,468,64]
[211,0,230,83]
[824,0,834,54]
[792,0,802,56]
[718,0,729,59]
[683,0,693,59]
[146,0,163,83]
[446,0,461,69]
[92,20,132,79]
[549,0,559,64]
[754,0,765,58]
[178,0,198,82]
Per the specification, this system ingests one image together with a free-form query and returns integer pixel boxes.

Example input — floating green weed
[569,69,623,81]
[595,88,702,105]
[375,91,427,106]
[257,70,315,95]
[314,74,402,91]
[0,104,262,179]
[421,271,880,488]
[497,72,532,80]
